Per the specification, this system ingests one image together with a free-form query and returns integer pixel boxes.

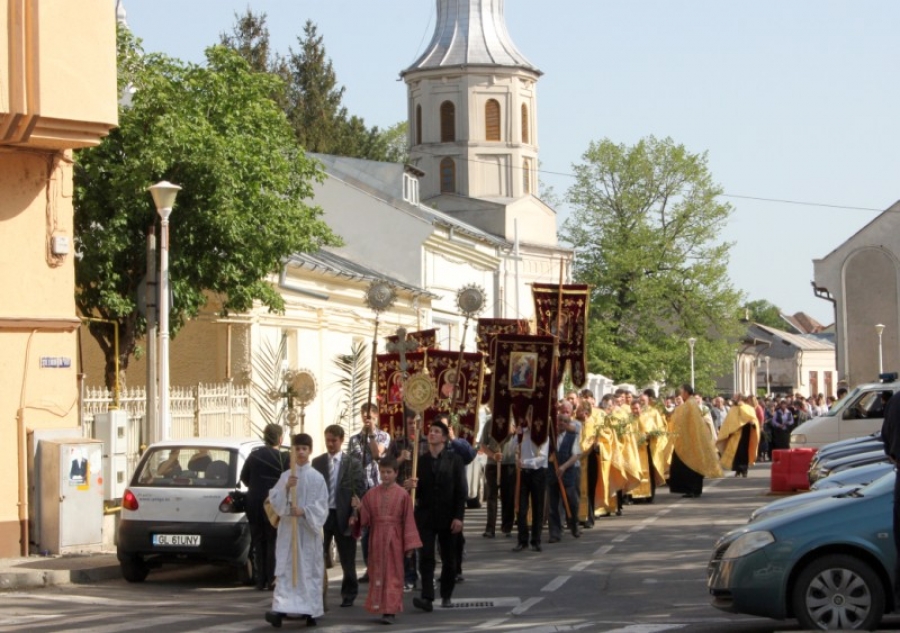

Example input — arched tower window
[523,158,532,194]
[486,99,501,141]
[440,158,456,193]
[521,104,530,144]
[440,101,456,142]
[416,104,423,145]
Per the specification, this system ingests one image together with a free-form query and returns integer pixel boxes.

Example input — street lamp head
[688,337,696,348]
[148,181,182,219]
[876,323,885,336]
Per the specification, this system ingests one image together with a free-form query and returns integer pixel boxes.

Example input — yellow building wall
[0,0,116,557]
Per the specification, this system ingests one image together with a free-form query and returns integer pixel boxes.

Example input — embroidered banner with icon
[489,334,555,446]
[376,350,485,443]
[532,283,590,388]
[476,319,531,404]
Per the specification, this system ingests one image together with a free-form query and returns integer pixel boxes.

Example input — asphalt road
[2,463,900,633]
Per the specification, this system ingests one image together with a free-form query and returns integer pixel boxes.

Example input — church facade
[81,0,571,446]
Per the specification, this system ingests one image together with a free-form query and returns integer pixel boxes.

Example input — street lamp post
[688,337,696,390]
[876,323,885,376]
[148,181,181,442]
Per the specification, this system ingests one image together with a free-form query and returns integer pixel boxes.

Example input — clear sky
[121,0,900,326]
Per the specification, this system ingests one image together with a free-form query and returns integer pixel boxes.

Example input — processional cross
[386,327,419,374]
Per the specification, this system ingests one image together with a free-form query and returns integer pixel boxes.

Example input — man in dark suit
[405,419,467,611]
[312,424,365,608]
[240,424,289,590]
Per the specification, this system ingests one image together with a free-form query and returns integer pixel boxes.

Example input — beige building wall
[0,0,116,557]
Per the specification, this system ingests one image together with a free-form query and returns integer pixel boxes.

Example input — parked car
[708,472,896,630]
[810,448,890,484]
[791,381,897,449]
[747,485,860,523]
[117,437,263,583]
[808,439,884,482]
[811,461,893,490]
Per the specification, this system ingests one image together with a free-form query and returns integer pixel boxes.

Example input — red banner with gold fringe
[476,319,531,404]
[489,334,555,446]
[532,283,590,388]
[375,350,485,444]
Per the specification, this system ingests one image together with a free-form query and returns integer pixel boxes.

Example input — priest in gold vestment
[668,384,722,498]
[716,394,759,478]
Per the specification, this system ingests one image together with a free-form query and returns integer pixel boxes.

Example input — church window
[440,101,455,142]
[521,104,530,144]
[486,99,501,141]
[416,104,423,145]
[523,158,532,194]
[440,158,456,193]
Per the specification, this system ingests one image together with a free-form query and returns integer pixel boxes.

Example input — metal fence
[82,382,255,473]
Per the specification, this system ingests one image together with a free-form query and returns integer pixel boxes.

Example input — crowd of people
[244,385,830,627]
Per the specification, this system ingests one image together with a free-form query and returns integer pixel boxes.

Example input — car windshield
[133,446,237,488]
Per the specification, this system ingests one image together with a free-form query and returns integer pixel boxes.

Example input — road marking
[541,575,571,592]
[511,596,544,615]
[656,508,671,515]
[603,625,688,632]
[66,614,205,633]
[570,559,593,572]
[628,524,646,533]
[612,533,629,542]
[641,516,657,524]
[594,544,614,556]
[477,617,510,628]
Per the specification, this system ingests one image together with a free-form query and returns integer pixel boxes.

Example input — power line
[408,146,885,214]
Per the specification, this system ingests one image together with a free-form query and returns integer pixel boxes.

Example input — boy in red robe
[353,458,422,624]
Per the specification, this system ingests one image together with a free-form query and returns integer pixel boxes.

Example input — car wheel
[791,553,885,631]
[120,556,149,583]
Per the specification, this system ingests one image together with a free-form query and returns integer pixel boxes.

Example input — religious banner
[489,334,555,446]
[476,319,531,404]
[532,283,590,388]
[375,350,485,443]
[384,328,438,350]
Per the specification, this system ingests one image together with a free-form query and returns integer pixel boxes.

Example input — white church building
[83,0,573,441]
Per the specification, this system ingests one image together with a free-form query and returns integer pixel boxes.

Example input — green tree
[743,299,784,329]
[561,136,744,391]
[74,30,340,388]
[222,15,401,162]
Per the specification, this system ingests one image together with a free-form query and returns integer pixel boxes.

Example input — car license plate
[153,534,201,547]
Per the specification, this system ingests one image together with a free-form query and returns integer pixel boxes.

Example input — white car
[116,437,263,583]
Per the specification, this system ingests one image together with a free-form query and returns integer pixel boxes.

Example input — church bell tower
[401,0,556,245]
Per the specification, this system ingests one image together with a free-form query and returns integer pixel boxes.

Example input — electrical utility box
[93,409,129,500]
[38,438,103,554]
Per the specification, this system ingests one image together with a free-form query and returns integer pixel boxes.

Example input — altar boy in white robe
[266,433,329,628]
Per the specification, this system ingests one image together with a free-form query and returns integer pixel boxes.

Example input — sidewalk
[0,551,120,591]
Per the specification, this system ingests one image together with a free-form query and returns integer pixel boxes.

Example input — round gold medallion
[404,373,436,412]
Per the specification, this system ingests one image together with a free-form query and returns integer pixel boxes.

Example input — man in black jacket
[881,391,900,606]
[406,419,466,611]
[239,423,289,590]
[312,424,366,608]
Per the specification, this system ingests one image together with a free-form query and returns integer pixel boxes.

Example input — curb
[0,564,121,591]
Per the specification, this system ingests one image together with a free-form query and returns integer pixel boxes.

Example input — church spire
[404,0,539,75]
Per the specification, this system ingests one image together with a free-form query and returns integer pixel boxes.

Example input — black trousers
[517,467,547,546]
[249,518,277,588]
[548,467,580,539]
[323,509,358,600]
[500,463,517,533]
[484,462,500,534]
[418,526,456,601]
[586,451,599,524]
